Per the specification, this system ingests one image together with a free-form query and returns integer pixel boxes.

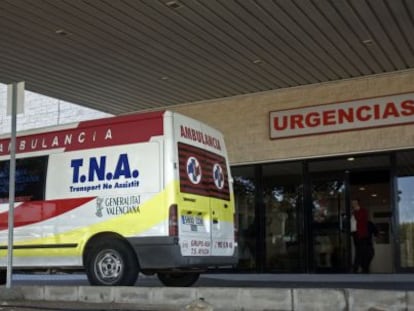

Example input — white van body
[0,110,237,286]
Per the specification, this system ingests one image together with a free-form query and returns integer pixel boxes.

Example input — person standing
[351,199,375,273]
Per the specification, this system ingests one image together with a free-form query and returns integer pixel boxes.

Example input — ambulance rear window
[178,142,230,200]
[0,156,48,202]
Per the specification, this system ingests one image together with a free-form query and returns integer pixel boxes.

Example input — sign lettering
[270,93,414,139]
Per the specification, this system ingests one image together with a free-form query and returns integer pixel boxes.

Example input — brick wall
[171,70,414,165]
[0,84,111,134]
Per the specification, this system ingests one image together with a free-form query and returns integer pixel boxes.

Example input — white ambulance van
[0,110,237,286]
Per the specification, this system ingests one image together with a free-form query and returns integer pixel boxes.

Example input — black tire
[157,272,200,287]
[85,239,139,286]
[0,270,6,285]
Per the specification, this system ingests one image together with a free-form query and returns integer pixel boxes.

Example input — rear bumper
[127,236,238,270]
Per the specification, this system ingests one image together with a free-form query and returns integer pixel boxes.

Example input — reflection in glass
[312,180,345,223]
[0,156,48,202]
[232,166,256,269]
[311,178,347,271]
[262,162,303,272]
[397,150,414,268]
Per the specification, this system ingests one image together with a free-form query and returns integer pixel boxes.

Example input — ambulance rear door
[173,113,234,258]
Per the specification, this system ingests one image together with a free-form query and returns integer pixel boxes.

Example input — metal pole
[6,83,18,288]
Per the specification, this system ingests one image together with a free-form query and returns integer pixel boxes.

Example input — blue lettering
[89,156,106,181]
[71,159,83,183]
[70,154,138,184]
[113,154,132,180]
[103,183,112,189]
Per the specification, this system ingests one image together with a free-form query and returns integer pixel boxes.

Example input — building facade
[172,70,414,273]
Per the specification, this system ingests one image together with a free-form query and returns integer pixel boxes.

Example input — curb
[0,287,24,301]
[0,286,412,311]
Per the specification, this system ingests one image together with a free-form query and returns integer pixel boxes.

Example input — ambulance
[0,110,237,286]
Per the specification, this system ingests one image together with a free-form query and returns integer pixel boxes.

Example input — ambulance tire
[157,272,200,287]
[0,270,6,285]
[86,239,139,286]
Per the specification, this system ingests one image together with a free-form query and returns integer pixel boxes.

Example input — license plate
[181,215,204,226]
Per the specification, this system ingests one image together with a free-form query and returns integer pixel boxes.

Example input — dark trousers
[353,237,374,273]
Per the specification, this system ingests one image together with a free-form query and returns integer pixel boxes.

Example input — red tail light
[169,204,178,236]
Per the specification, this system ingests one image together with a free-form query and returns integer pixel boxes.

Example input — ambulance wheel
[0,270,6,285]
[157,272,200,287]
[86,240,138,286]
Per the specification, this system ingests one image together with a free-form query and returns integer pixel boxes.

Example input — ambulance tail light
[169,204,178,237]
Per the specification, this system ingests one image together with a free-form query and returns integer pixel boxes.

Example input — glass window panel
[232,165,256,269]
[262,162,303,272]
[397,150,414,269]
[0,156,48,202]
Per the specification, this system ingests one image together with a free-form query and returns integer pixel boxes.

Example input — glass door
[262,162,304,272]
[309,171,351,272]
[308,154,391,273]
[349,170,392,273]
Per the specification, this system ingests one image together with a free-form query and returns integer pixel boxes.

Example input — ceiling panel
[0,0,413,114]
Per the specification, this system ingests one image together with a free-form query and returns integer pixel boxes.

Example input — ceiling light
[347,157,355,161]
[371,193,377,197]
[359,187,366,191]
[165,1,182,9]
[362,39,374,46]
[55,29,71,36]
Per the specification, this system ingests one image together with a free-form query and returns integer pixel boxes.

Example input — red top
[354,207,369,239]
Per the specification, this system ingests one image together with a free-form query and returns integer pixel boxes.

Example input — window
[396,150,414,269]
[0,156,48,202]
[178,142,230,200]
[232,165,257,269]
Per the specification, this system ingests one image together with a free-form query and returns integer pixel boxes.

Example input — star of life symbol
[96,197,104,217]
[186,156,202,184]
[213,163,224,189]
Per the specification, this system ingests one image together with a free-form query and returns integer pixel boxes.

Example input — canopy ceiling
[0,0,413,114]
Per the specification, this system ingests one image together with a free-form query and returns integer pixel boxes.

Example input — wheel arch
[82,232,139,268]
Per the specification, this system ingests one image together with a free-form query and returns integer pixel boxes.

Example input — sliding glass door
[309,171,350,272]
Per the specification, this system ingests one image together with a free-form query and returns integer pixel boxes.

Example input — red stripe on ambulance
[0,197,95,230]
[0,111,164,156]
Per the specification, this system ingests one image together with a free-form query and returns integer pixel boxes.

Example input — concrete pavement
[2,273,414,310]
